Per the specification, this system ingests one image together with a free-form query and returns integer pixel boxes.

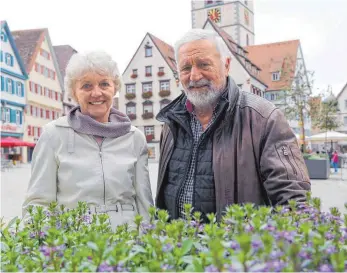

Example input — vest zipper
[93,138,106,205]
[281,146,297,175]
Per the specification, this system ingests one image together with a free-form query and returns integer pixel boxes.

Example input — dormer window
[0,31,8,42]
[145,45,152,57]
[272,71,280,81]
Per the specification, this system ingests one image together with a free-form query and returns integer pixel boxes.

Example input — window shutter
[38,127,41,137]
[10,109,16,123]
[0,76,4,91]
[20,111,23,124]
[14,81,17,95]
[0,51,3,62]
[31,126,34,136]
[21,83,25,97]
[10,55,14,66]
[28,125,31,136]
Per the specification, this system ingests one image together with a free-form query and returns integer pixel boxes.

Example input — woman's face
[74,72,116,123]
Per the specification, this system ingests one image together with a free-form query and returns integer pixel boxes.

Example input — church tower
[191,0,255,47]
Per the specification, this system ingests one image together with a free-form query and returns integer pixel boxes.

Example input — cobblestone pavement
[1,163,346,224]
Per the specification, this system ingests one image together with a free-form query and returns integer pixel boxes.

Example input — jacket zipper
[281,146,297,175]
[94,138,106,205]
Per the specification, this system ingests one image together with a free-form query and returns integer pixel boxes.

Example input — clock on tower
[207,8,221,23]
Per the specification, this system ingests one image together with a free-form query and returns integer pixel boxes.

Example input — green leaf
[4,216,18,231]
[0,242,9,252]
[86,242,98,252]
[181,239,193,256]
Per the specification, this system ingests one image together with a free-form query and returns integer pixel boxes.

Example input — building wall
[0,25,26,139]
[337,85,347,133]
[119,34,181,160]
[192,0,254,46]
[22,35,63,162]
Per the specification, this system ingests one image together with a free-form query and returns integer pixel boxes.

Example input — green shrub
[1,195,346,272]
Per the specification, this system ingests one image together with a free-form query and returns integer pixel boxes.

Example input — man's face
[178,39,230,108]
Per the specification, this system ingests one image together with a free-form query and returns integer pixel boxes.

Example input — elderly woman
[22,51,153,229]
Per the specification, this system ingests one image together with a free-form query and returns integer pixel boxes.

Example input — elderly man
[156,29,311,222]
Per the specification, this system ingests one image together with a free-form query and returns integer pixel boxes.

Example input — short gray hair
[174,29,230,66]
[64,51,121,102]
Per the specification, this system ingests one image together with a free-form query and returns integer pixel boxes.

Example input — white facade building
[119,33,181,161]
[336,83,347,133]
[192,0,255,47]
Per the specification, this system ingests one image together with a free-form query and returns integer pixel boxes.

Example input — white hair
[64,51,121,101]
[174,29,230,66]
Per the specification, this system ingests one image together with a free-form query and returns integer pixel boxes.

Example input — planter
[125,93,136,100]
[130,74,137,79]
[142,112,154,119]
[142,91,153,99]
[127,113,136,120]
[145,73,152,77]
[157,71,165,77]
[304,158,330,179]
[159,90,170,97]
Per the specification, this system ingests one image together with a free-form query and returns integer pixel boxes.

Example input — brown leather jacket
[156,78,311,221]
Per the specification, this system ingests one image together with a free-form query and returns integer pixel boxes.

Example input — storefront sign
[0,122,23,133]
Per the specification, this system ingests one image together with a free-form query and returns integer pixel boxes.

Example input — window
[159,67,164,73]
[35,63,39,72]
[142,82,152,92]
[344,100,347,109]
[145,66,152,76]
[126,84,136,94]
[143,105,153,114]
[160,99,171,109]
[132,69,138,75]
[245,0,248,5]
[44,67,49,77]
[29,81,35,92]
[5,53,13,66]
[344,116,347,126]
[5,108,10,123]
[144,126,155,136]
[17,83,22,97]
[40,49,50,60]
[46,110,50,119]
[160,80,170,91]
[205,0,223,6]
[272,72,280,81]
[1,108,5,122]
[270,94,275,100]
[246,34,249,46]
[0,31,8,42]
[16,111,20,124]
[126,102,136,114]
[7,79,13,93]
[145,46,152,57]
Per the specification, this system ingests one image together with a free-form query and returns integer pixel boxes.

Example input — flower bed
[125,93,136,100]
[1,195,346,272]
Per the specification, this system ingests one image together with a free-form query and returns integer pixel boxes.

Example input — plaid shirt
[178,102,217,219]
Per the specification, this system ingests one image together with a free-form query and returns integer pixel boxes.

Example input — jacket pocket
[276,142,309,182]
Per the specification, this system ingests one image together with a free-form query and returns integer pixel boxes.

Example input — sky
[1,0,346,96]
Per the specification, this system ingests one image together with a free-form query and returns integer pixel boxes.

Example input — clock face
[208,8,221,23]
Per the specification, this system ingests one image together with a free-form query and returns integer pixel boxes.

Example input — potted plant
[157,71,165,77]
[145,73,152,77]
[127,113,136,120]
[142,91,153,99]
[159,90,170,97]
[125,93,136,100]
[145,134,154,142]
[130,74,137,79]
[142,112,154,119]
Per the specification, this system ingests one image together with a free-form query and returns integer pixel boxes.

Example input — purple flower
[115,261,125,272]
[265,260,287,272]
[269,250,284,260]
[204,265,219,272]
[245,225,254,232]
[39,245,52,257]
[264,224,276,232]
[299,250,311,259]
[39,231,46,239]
[83,215,91,223]
[161,264,174,271]
[162,243,173,252]
[325,245,336,254]
[190,220,198,227]
[318,264,333,272]
[97,262,113,272]
[29,232,36,239]
[176,242,182,248]
[325,232,335,240]
[251,240,263,251]
[228,241,240,250]
[224,264,237,272]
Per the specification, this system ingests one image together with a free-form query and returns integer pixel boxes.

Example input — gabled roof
[122,32,177,76]
[0,21,28,79]
[12,27,64,91]
[53,45,78,80]
[336,82,347,99]
[11,28,46,72]
[245,40,300,91]
[203,18,267,87]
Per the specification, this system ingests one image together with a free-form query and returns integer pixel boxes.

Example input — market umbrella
[0,137,35,148]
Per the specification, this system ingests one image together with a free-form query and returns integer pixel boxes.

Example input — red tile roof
[148,33,177,73]
[53,45,78,80]
[245,40,300,91]
[204,19,267,87]
[11,29,46,72]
